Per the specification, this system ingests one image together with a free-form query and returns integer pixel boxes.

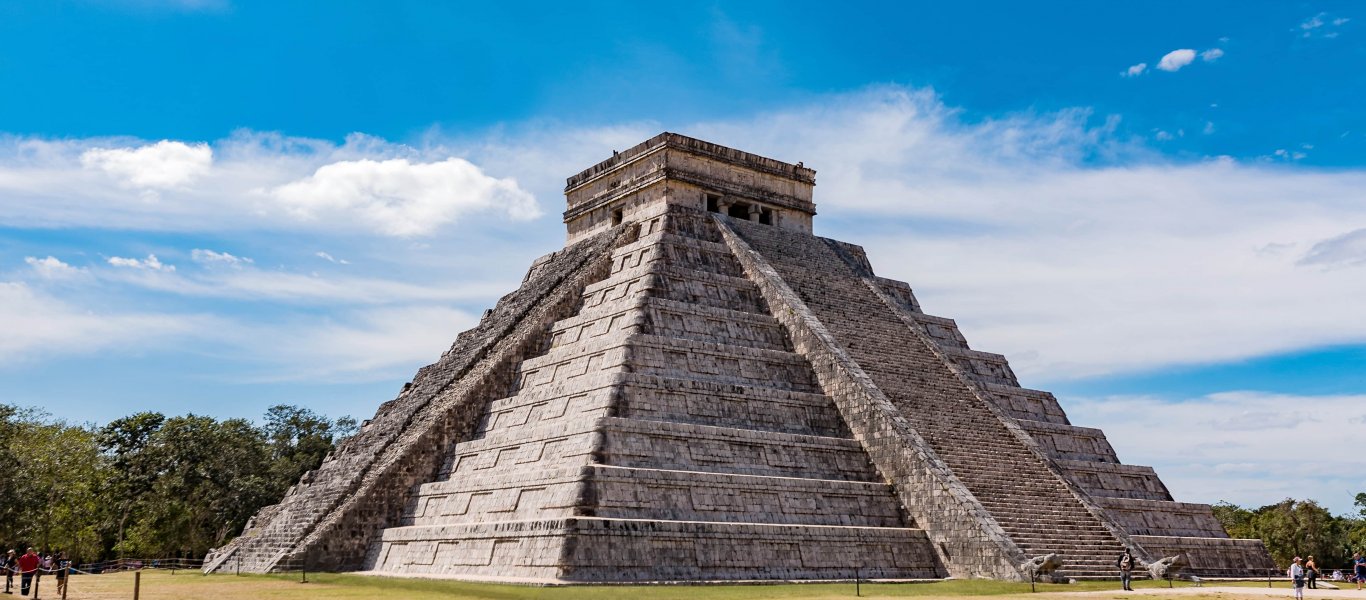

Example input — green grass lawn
[58,570,1252,600]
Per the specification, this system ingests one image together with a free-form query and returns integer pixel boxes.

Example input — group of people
[1,548,69,597]
[1116,547,1366,596]
[1288,552,1366,599]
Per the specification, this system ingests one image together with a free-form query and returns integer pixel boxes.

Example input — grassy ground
[45,571,1318,600]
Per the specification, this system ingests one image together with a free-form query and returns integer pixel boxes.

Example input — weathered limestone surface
[365,204,943,581]
[719,217,1142,579]
[217,132,1273,581]
[204,224,634,573]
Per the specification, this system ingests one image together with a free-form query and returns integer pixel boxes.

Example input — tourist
[52,552,68,597]
[2,549,15,593]
[16,548,38,597]
[1289,557,1305,600]
[1355,552,1366,590]
[1115,548,1134,591]
[1305,555,1318,589]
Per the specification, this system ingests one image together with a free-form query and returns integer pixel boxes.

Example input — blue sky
[1,1,1363,514]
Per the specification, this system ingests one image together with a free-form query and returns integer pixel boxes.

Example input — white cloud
[1122,63,1147,77]
[0,281,205,361]
[1202,121,1215,135]
[100,262,504,305]
[1069,391,1366,514]
[108,253,175,272]
[1156,49,1197,71]
[4,84,1366,391]
[0,133,539,237]
[315,251,350,265]
[602,86,1366,382]
[24,256,85,279]
[1301,12,1350,38]
[239,306,477,380]
[80,140,212,189]
[1154,130,1174,141]
[1298,228,1366,268]
[1200,48,1225,62]
[269,157,541,236]
[191,248,252,266]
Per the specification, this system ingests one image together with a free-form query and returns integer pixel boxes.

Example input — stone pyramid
[205,133,1274,582]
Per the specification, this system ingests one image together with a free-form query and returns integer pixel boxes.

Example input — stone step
[598,417,881,481]
[585,465,908,527]
[371,517,943,582]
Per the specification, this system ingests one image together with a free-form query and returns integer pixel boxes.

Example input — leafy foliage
[0,404,354,562]
[1214,498,1366,569]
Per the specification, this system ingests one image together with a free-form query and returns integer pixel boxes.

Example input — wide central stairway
[365,206,944,582]
[725,216,1131,579]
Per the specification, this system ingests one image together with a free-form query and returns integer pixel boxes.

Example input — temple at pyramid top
[563,132,817,243]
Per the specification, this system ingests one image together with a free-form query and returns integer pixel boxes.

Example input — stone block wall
[363,204,941,582]
[205,223,635,573]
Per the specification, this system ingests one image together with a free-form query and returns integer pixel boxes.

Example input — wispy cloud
[233,305,477,381]
[1069,391,1366,513]
[108,253,175,272]
[191,248,252,266]
[1298,228,1366,268]
[315,251,349,265]
[1200,48,1224,62]
[24,256,86,280]
[1122,63,1147,77]
[1300,12,1350,38]
[5,84,1366,387]
[0,281,210,362]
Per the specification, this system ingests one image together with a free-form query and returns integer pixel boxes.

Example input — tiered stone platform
[207,132,1274,582]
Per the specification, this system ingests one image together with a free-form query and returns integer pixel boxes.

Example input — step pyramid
[205,133,1275,582]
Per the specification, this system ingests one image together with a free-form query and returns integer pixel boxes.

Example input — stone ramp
[204,224,634,573]
[722,215,1141,579]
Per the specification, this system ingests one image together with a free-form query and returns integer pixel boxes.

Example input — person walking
[1304,555,1318,589]
[52,553,67,598]
[1116,547,1135,591]
[15,549,37,597]
[1289,556,1305,600]
[1354,552,1366,590]
[2,549,15,594]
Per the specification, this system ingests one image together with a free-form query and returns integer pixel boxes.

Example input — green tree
[261,405,354,497]
[0,408,108,560]
[138,415,276,557]
[1213,502,1256,539]
[97,412,166,556]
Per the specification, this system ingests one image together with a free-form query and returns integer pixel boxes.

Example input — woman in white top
[1289,556,1305,600]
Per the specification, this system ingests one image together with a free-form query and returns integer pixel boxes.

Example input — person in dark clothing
[16,548,38,596]
[1116,548,1135,591]
[2,549,15,594]
[1304,555,1318,589]
[53,552,68,597]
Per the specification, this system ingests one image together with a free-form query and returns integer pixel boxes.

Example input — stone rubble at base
[204,133,1276,582]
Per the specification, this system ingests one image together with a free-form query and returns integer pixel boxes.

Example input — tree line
[0,403,355,562]
[4,402,1364,568]
[1214,496,1366,569]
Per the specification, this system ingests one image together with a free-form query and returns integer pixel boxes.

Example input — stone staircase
[725,215,1134,579]
[365,205,943,582]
